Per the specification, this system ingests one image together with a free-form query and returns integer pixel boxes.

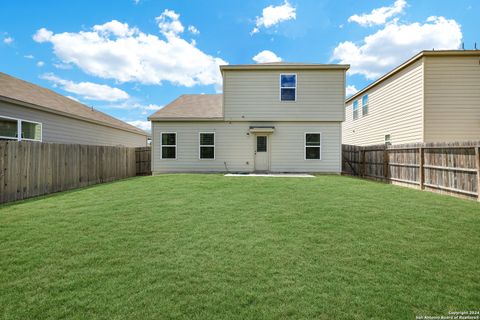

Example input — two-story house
[148,63,349,173]
[343,50,480,146]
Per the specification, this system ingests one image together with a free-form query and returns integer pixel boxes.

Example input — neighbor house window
[280,74,296,101]
[0,117,18,140]
[161,132,176,159]
[384,134,391,146]
[199,132,215,159]
[305,133,321,160]
[353,100,359,120]
[0,116,42,141]
[362,94,369,116]
[21,120,42,140]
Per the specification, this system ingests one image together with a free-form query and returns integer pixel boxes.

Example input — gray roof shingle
[0,72,147,135]
[149,94,223,120]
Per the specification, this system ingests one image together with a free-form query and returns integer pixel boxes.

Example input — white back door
[255,135,269,172]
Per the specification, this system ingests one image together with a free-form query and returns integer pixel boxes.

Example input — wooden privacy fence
[342,142,480,201]
[0,141,138,204]
[135,147,151,176]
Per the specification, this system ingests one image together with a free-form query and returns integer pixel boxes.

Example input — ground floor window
[199,132,215,159]
[305,133,321,160]
[161,132,176,159]
[0,116,42,141]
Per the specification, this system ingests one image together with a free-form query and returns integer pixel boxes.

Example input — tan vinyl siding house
[149,63,349,174]
[0,72,148,147]
[342,50,480,146]
[424,55,480,142]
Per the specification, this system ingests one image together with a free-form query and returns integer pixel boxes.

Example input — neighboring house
[0,72,148,147]
[149,63,349,173]
[343,50,480,146]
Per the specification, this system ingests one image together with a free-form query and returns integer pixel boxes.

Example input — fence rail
[342,141,480,201]
[0,141,139,204]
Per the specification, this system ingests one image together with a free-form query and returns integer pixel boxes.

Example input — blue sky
[0,0,477,131]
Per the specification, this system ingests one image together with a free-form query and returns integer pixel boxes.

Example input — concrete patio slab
[224,173,315,178]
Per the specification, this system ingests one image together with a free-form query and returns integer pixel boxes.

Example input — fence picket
[343,141,480,200]
[0,141,148,204]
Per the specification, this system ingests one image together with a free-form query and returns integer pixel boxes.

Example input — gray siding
[342,59,424,146]
[1,101,147,147]
[223,70,345,122]
[424,55,480,142]
[151,121,341,173]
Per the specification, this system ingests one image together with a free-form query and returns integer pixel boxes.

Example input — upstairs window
[0,116,42,141]
[362,94,369,116]
[305,133,321,160]
[161,132,176,159]
[353,100,359,120]
[199,132,215,159]
[384,134,391,146]
[280,74,296,101]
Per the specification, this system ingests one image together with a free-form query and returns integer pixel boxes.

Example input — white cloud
[33,13,227,88]
[188,25,200,35]
[346,85,358,97]
[41,73,130,102]
[36,61,45,67]
[143,104,162,111]
[99,101,163,115]
[3,36,14,44]
[332,16,462,79]
[156,9,184,37]
[93,20,138,37]
[127,120,150,131]
[53,62,73,70]
[252,50,282,63]
[252,1,296,34]
[348,0,406,27]
[24,54,35,59]
[66,95,80,102]
[33,28,53,42]
[133,0,140,4]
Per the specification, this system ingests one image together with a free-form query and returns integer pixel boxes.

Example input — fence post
[383,147,389,181]
[361,148,366,178]
[475,146,480,201]
[419,147,425,190]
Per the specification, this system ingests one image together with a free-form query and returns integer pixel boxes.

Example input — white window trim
[362,95,369,116]
[353,100,359,120]
[0,115,42,142]
[160,132,177,160]
[199,132,215,160]
[304,132,322,161]
[279,73,297,102]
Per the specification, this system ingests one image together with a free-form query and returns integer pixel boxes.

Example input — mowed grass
[0,175,479,320]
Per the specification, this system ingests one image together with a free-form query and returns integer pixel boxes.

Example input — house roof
[148,94,223,121]
[220,63,350,71]
[345,50,480,104]
[0,72,147,136]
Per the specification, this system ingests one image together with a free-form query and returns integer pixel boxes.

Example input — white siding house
[149,63,349,173]
[343,50,480,146]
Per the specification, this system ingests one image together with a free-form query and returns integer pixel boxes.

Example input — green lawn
[1,175,479,320]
